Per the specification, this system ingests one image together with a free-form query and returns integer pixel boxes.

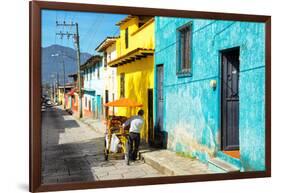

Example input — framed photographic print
[29,0,271,192]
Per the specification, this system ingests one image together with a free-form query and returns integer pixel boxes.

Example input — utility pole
[50,74,56,102]
[74,23,83,119]
[56,72,59,104]
[51,52,60,104]
[62,57,66,109]
[56,21,83,118]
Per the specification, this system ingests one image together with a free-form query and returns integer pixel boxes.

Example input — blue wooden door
[96,95,101,119]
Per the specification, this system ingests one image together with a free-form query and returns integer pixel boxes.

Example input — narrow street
[42,105,164,184]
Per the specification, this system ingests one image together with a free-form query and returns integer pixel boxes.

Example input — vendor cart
[103,98,143,165]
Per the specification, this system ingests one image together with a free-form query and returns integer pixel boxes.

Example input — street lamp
[50,73,58,103]
[51,52,66,109]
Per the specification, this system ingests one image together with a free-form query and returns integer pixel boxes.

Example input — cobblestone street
[42,105,164,184]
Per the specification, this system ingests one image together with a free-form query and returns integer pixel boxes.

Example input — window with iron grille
[120,73,125,98]
[104,52,107,67]
[125,28,129,49]
[97,63,100,79]
[177,22,192,76]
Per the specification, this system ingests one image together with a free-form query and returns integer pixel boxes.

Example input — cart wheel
[104,139,108,161]
[104,152,108,161]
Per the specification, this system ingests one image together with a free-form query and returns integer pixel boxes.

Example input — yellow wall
[116,18,154,57]
[117,56,154,142]
[115,17,155,142]
[58,89,65,106]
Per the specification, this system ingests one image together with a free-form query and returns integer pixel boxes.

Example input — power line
[80,15,101,45]
[85,15,105,54]
[56,21,83,118]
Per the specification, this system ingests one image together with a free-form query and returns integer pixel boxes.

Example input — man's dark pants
[128,132,140,161]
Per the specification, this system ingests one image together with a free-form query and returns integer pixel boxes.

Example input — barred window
[104,52,107,67]
[120,73,125,98]
[177,23,192,76]
[97,63,100,79]
[125,28,129,49]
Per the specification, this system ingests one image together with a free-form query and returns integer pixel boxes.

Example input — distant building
[66,73,79,113]
[95,36,118,119]
[80,55,103,118]
[108,15,155,143]
[154,17,265,171]
[57,84,74,107]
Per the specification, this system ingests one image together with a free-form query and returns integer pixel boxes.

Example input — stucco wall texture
[114,17,155,142]
[117,56,154,141]
[154,17,265,171]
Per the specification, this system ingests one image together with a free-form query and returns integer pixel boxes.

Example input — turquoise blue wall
[154,17,265,171]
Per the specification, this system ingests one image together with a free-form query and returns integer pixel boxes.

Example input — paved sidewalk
[91,159,164,180]
[79,115,215,177]
[140,149,215,176]
[80,117,107,134]
[42,106,165,184]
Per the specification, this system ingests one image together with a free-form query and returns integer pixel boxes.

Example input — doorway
[156,65,164,133]
[105,90,109,119]
[155,64,167,148]
[96,95,101,119]
[221,47,240,151]
[147,89,154,145]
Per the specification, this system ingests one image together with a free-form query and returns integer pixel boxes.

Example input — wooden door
[147,89,154,145]
[221,48,240,151]
[156,65,164,132]
[96,95,101,119]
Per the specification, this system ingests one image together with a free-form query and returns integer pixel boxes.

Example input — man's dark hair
[138,109,144,116]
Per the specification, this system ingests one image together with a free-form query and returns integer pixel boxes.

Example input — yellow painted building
[57,85,74,108]
[57,87,65,106]
[108,16,155,142]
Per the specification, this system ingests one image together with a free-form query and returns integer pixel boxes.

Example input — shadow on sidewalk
[41,106,107,184]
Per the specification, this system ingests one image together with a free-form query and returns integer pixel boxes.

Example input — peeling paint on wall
[167,123,216,161]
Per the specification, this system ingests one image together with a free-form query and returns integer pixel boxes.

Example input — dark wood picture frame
[30,1,271,192]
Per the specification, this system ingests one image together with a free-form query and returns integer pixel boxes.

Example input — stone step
[139,149,213,176]
[208,157,240,173]
[139,150,176,175]
[139,150,175,175]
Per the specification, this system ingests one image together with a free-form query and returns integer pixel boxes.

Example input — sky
[41,9,127,54]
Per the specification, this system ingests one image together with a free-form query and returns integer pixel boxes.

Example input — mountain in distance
[42,44,92,85]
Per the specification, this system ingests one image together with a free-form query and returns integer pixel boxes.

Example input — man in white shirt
[122,109,144,162]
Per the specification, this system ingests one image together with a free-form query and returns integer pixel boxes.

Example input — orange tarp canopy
[104,98,143,107]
